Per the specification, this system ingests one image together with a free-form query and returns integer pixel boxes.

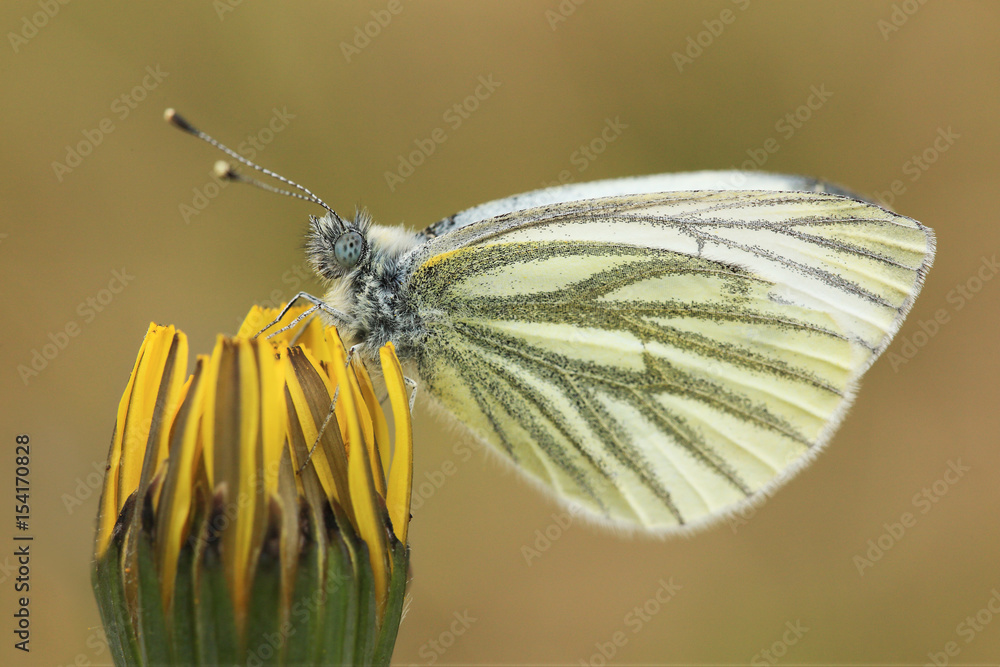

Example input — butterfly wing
[405,190,934,531]
[418,170,861,239]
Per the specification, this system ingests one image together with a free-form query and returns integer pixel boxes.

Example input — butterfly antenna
[164,108,348,231]
[212,161,325,207]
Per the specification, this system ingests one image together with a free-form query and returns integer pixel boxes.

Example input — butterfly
[167,110,936,533]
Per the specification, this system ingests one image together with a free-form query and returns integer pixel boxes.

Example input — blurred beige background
[2,1,999,665]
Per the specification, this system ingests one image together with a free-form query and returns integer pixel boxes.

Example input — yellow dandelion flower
[93,306,412,666]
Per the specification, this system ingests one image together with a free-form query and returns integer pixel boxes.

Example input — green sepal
[284,501,322,666]
[316,501,359,665]
[244,498,285,666]
[92,492,142,667]
[194,490,240,666]
[135,486,170,665]
[373,530,409,667]
[168,487,204,666]
[348,532,377,666]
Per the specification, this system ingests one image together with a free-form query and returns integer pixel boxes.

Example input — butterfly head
[307,209,423,354]
[306,211,372,280]
[163,109,425,353]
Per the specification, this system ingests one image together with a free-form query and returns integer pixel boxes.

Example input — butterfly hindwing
[406,190,934,531]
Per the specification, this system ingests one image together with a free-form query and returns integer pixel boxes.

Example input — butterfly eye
[334,230,364,269]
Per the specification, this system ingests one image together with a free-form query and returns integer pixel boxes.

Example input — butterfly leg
[254,291,349,339]
[403,375,419,413]
[264,304,318,340]
[284,311,316,347]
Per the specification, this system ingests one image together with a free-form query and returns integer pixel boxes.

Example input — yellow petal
[117,324,179,507]
[97,324,189,558]
[381,343,413,545]
[346,359,386,498]
[155,356,210,606]
[257,339,285,497]
[282,346,349,512]
[354,358,393,478]
[333,339,390,619]
[96,323,153,556]
[199,336,226,485]
[232,339,262,615]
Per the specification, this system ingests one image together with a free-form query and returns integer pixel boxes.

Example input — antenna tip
[164,108,197,134]
[213,160,237,179]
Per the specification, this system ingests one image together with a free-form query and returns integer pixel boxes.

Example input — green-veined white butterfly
[168,110,935,533]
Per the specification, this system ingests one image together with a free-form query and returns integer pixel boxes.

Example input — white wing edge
[424,170,863,238]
